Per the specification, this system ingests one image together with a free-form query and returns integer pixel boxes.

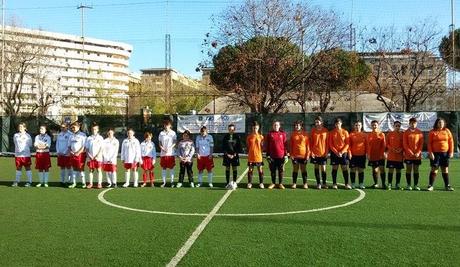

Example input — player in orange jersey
[310,116,329,189]
[427,118,454,191]
[402,117,424,190]
[386,121,404,190]
[328,118,350,189]
[367,120,386,189]
[348,121,367,189]
[289,120,310,189]
[246,121,265,189]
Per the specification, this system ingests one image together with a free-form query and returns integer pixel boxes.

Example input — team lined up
[11,116,454,191]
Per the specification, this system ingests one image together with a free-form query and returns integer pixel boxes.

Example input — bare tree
[359,21,447,112]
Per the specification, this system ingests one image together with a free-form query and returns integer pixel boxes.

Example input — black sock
[342,170,349,185]
[314,169,320,184]
[358,172,364,184]
[388,172,394,184]
[279,170,284,184]
[396,172,401,185]
[301,172,307,184]
[332,169,338,184]
[321,171,327,185]
[372,170,378,184]
[414,173,419,186]
[258,171,264,184]
[233,170,238,182]
[292,172,298,184]
[442,173,450,187]
[350,172,356,184]
[406,173,411,186]
[248,170,253,184]
[380,171,386,186]
[429,171,436,186]
[225,170,230,184]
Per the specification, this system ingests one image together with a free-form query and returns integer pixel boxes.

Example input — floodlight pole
[451,0,456,110]
[1,0,5,112]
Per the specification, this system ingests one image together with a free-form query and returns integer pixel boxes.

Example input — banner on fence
[177,114,246,133]
[363,112,437,132]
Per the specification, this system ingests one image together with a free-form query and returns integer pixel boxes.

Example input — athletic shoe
[196,183,201,188]
[372,184,379,189]
[225,183,232,190]
[141,183,147,188]
[150,182,155,187]
[414,186,421,191]
[12,182,18,187]
[405,185,412,191]
[351,183,356,189]
[68,183,76,189]
[97,184,102,189]
[332,184,338,190]
[427,185,434,191]
[247,183,252,189]
[36,183,42,188]
[268,183,276,189]
[291,184,297,189]
[160,183,166,188]
[190,182,194,188]
[232,182,237,190]
[303,183,309,189]
[133,183,138,188]
[81,184,87,189]
[387,184,392,190]
[316,184,322,190]
[112,184,118,188]
[278,184,285,190]
[122,183,129,188]
[358,184,365,189]
[259,183,264,189]
[176,183,183,188]
[24,183,31,187]
[87,184,93,189]
[345,184,352,190]
[322,184,329,189]
[208,183,213,188]
[446,186,454,191]
[170,183,175,188]
[44,184,49,188]
[106,184,112,188]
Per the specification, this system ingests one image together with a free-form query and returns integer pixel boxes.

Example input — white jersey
[158,130,177,156]
[121,137,142,164]
[34,134,52,153]
[14,132,32,157]
[141,140,157,158]
[85,134,104,161]
[56,131,71,155]
[102,137,119,164]
[195,134,214,156]
[68,131,87,153]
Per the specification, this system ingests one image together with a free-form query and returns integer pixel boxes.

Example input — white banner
[177,114,246,134]
[363,112,437,132]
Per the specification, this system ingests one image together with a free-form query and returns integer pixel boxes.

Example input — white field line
[166,168,249,267]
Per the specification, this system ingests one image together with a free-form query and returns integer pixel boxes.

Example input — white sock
[170,169,175,183]
[133,170,138,187]
[15,170,21,183]
[80,171,86,184]
[161,169,167,184]
[125,170,130,185]
[67,169,73,183]
[60,169,66,183]
[38,172,44,184]
[97,170,102,185]
[198,172,203,184]
[72,170,77,184]
[208,172,213,184]
[89,172,94,185]
[112,171,117,184]
[44,172,49,184]
[26,170,32,183]
[106,172,112,185]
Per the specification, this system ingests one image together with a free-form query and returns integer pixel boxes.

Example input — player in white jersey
[102,128,119,188]
[140,132,156,187]
[195,126,214,188]
[56,123,72,186]
[121,128,142,188]
[68,122,87,188]
[158,119,177,187]
[12,123,33,187]
[85,123,104,189]
[34,125,52,187]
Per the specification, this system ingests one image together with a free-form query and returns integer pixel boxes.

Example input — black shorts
[269,158,284,171]
[223,155,240,167]
[292,158,307,165]
[430,152,450,168]
[248,162,264,167]
[349,155,366,169]
[368,159,385,167]
[330,153,349,166]
[404,159,422,165]
[386,160,404,169]
[310,157,327,165]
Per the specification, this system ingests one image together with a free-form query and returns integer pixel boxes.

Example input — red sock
[149,172,155,183]
[143,173,147,183]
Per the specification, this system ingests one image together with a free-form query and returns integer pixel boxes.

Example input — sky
[5,0,460,79]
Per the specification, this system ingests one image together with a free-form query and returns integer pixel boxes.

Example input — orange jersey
[246,133,264,162]
[403,128,424,160]
[348,131,367,156]
[328,128,349,156]
[428,128,453,154]
[386,131,403,162]
[289,131,310,158]
[367,131,386,161]
[310,127,328,157]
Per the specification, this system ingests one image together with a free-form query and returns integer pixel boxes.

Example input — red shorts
[160,156,175,169]
[57,155,71,168]
[141,156,154,171]
[70,152,86,170]
[87,159,102,169]
[15,157,32,169]
[124,162,139,170]
[35,152,51,170]
[103,163,117,172]
[197,156,214,172]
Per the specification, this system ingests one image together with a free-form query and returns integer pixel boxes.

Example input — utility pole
[77,4,92,112]
[1,0,5,112]
[451,0,456,110]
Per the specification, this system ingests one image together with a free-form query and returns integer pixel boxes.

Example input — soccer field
[0,157,459,266]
